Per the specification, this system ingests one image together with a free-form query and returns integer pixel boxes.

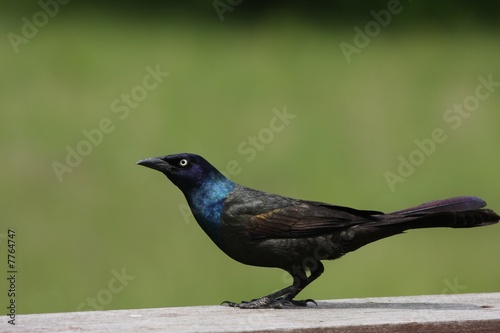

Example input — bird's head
[137,153,227,193]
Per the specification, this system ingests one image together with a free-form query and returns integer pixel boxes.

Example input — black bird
[137,153,499,308]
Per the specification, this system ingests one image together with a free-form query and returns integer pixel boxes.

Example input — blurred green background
[1,1,499,315]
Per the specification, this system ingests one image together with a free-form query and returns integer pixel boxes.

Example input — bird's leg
[269,260,324,308]
[223,261,324,309]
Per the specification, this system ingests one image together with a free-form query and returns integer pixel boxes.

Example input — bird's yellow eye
[179,159,189,167]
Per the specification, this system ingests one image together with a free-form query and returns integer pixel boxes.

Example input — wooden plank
[4,293,500,333]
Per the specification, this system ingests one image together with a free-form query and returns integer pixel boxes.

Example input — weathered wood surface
[4,293,500,333]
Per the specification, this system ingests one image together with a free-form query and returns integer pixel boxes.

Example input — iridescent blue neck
[185,174,235,244]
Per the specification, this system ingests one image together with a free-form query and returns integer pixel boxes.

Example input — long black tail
[385,196,499,229]
[343,196,499,254]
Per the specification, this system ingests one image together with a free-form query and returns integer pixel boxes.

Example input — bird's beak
[136,157,168,172]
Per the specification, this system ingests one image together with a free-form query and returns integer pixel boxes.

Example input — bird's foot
[222,296,317,309]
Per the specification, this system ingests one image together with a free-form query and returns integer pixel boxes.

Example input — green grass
[1,13,500,314]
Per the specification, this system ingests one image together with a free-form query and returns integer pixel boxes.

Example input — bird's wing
[247,201,383,239]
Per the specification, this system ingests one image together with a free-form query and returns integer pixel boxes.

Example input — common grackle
[137,153,499,309]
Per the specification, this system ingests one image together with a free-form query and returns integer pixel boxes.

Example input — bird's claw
[222,297,317,309]
[222,297,272,309]
[221,300,239,307]
[277,298,317,308]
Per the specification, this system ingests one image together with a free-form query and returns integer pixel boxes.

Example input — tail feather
[390,196,486,216]
[338,196,498,255]
[340,196,498,255]
[405,209,499,229]
[382,196,499,229]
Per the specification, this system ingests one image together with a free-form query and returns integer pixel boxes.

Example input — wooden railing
[6,292,500,332]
